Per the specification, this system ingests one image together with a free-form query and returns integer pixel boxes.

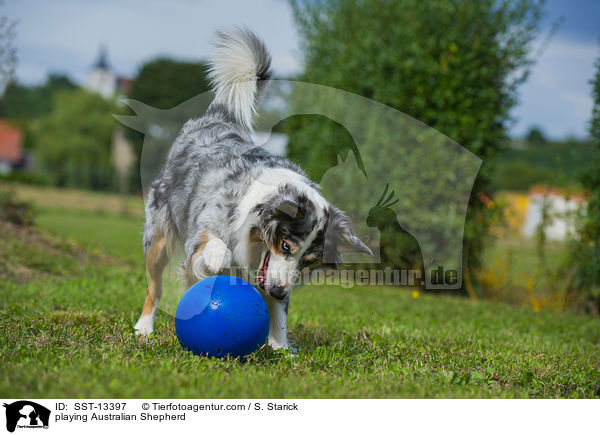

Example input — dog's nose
[268,285,287,300]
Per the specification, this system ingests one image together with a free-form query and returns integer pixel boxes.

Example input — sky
[4,0,600,139]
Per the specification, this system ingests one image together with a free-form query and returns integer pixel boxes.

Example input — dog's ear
[324,206,372,263]
[253,195,301,244]
[274,199,299,219]
[252,199,277,244]
[275,192,310,221]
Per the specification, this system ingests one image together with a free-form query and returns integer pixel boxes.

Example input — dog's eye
[281,241,291,254]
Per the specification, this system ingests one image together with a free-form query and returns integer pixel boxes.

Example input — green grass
[1,205,599,398]
[481,235,585,313]
[36,207,145,266]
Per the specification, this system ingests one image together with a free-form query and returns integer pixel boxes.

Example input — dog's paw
[193,239,232,277]
[134,315,154,337]
[268,337,289,351]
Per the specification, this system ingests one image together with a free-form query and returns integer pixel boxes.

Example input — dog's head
[252,184,371,300]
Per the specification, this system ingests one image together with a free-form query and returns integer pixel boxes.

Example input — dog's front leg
[188,236,232,281]
[265,297,289,350]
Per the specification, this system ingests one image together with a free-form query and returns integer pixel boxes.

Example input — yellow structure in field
[495,192,530,237]
[497,188,587,241]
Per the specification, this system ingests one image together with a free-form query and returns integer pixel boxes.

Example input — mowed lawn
[1,186,599,398]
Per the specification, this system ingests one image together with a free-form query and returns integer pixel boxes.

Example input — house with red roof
[0,120,23,174]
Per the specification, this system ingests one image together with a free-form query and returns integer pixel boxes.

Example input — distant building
[522,187,587,241]
[86,47,116,98]
[0,120,23,174]
[86,47,131,98]
[117,77,133,96]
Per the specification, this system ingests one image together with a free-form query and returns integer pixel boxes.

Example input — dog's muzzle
[257,251,288,300]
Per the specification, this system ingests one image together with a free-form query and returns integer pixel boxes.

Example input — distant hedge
[492,140,594,191]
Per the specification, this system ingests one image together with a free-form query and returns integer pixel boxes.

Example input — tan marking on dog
[249,228,262,244]
[309,259,323,269]
[303,254,323,270]
[266,240,281,256]
[265,238,300,257]
[280,239,299,255]
[184,233,210,288]
[303,252,318,262]
[141,231,169,316]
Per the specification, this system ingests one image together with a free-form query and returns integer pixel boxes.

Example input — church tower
[86,47,116,98]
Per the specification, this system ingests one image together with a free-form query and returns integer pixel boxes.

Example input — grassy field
[1,184,599,398]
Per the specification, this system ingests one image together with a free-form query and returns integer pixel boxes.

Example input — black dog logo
[3,401,50,432]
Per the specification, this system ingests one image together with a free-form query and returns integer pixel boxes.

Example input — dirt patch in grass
[1,182,144,217]
[0,220,112,283]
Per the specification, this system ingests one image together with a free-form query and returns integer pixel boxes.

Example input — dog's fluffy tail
[207,28,272,130]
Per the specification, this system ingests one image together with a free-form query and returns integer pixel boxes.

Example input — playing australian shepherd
[134,28,371,350]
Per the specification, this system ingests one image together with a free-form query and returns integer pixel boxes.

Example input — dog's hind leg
[134,230,168,336]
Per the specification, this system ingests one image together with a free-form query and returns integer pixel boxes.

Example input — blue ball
[175,275,270,358]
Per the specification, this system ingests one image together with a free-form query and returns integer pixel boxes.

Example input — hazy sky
[5,0,600,139]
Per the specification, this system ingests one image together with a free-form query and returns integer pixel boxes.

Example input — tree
[0,74,77,119]
[121,58,211,192]
[287,0,544,293]
[563,55,600,314]
[128,58,211,109]
[526,127,548,146]
[35,90,116,190]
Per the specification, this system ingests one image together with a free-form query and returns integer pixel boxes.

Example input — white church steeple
[86,47,116,98]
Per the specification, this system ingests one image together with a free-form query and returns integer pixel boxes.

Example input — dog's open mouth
[257,250,270,291]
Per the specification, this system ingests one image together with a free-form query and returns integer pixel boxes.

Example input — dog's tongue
[257,251,270,288]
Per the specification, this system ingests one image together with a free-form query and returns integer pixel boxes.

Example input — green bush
[0,190,34,226]
[0,170,48,186]
[562,56,600,314]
